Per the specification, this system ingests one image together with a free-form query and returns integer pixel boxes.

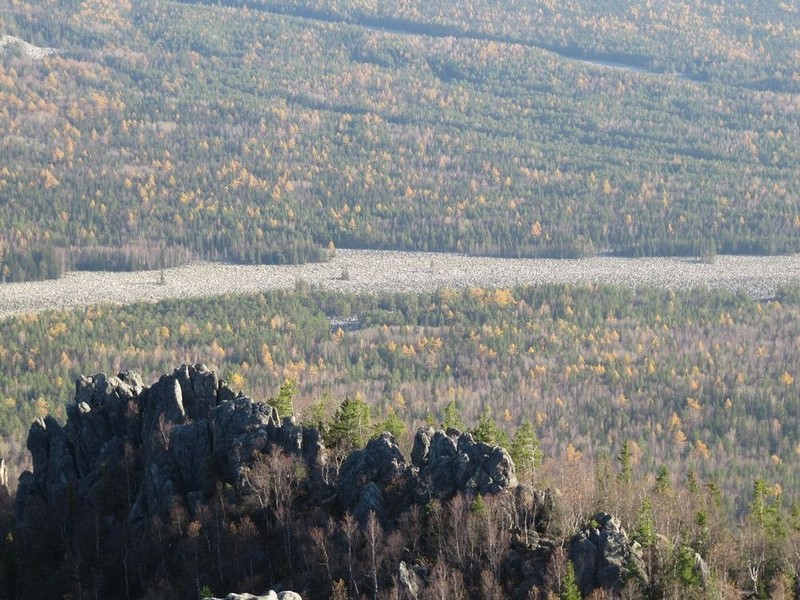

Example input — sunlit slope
[1,0,798,279]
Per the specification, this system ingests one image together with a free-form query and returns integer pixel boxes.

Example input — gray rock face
[514,485,555,536]
[336,432,409,520]
[503,537,557,599]
[411,426,518,500]
[17,364,323,534]
[569,512,647,596]
[335,427,521,521]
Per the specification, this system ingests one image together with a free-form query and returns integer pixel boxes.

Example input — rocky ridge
[17,364,325,534]
[17,365,518,533]
[335,426,519,522]
[14,364,643,598]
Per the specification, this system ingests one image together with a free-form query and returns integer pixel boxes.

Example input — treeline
[0,246,61,283]
[1,0,799,280]
[2,282,800,514]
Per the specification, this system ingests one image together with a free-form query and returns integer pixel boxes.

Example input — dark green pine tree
[326,395,373,450]
[617,439,633,484]
[655,465,671,494]
[441,399,465,431]
[376,410,406,441]
[633,498,656,548]
[268,379,297,419]
[749,478,785,541]
[471,407,509,447]
[561,560,581,600]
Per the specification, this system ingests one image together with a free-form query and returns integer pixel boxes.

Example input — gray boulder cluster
[335,426,519,521]
[502,511,646,598]
[412,426,519,497]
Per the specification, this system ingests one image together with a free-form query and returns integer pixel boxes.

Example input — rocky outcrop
[503,537,558,599]
[692,550,711,586]
[514,485,555,536]
[335,432,411,520]
[333,427,520,522]
[411,426,518,500]
[17,364,323,535]
[569,512,647,596]
[205,592,302,600]
[15,365,526,599]
[17,366,522,541]
[502,511,644,599]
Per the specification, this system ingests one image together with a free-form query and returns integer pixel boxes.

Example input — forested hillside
[2,0,799,280]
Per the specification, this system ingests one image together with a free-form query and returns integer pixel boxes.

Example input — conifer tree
[442,399,465,431]
[376,410,406,441]
[327,395,372,450]
[471,407,509,447]
[268,379,297,419]
[594,450,612,510]
[749,479,785,541]
[634,498,656,548]
[655,465,671,494]
[617,439,633,484]
[561,561,581,600]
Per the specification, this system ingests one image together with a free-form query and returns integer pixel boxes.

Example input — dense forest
[1,0,799,280]
[2,283,800,517]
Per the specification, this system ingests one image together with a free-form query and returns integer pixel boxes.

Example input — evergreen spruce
[326,395,372,450]
[441,399,465,431]
[471,407,509,447]
[268,379,297,419]
[561,561,581,600]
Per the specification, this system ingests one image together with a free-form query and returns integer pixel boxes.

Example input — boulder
[410,425,434,466]
[502,537,557,599]
[336,432,409,520]
[397,561,425,600]
[569,512,647,596]
[514,485,555,537]
[412,427,518,501]
[170,419,213,495]
[211,394,278,485]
